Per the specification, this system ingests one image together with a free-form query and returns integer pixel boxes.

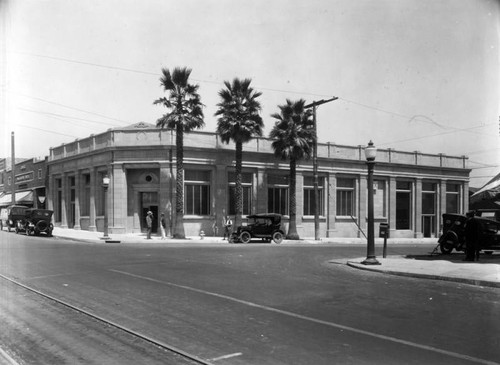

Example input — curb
[346,261,500,289]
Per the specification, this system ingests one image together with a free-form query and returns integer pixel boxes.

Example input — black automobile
[16,209,54,237]
[230,213,285,244]
[5,205,28,232]
[438,209,500,254]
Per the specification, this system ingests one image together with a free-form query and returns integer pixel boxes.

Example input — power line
[9,90,129,124]
[9,50,499,143]
[16,124,78,138]
[18,108,121,128]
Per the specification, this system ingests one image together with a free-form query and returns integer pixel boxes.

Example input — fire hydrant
[199,230,205,240]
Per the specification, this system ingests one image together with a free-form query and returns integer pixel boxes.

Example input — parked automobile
[230,213,285,244]
[16,209,54,237]
[438,209,500,254]
[0,208,8,230]
[5,205,28,232]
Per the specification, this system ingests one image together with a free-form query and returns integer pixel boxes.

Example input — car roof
[247,213,282,218]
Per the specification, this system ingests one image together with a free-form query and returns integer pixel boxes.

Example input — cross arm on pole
[304,96,338,109]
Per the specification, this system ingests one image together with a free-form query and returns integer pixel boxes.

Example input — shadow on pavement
[406,252,500,264]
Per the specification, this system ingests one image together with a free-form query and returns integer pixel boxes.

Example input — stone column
[88,168,97,231]
[110,163,126,233]
[389,177,397,237]
[295,173,304,236]
[60,173,68,228]
[159,162,172,237]
[326,173,337,237]
[214,164,227,236]
[73,171,81,230]
[256,168,267,213]
[414,178,423,238]
[462,181,469,213]
[359,175,367,239]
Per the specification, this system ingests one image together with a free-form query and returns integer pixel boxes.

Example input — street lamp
[362,141,380,265]
[101,174,111,241]
[304,97,338,240]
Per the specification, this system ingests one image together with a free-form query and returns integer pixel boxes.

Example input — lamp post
[362,141,380,265]
[304,97,338,240]
[101,174,111,241]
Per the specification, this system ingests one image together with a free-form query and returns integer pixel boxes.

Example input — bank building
[45,122,470,239]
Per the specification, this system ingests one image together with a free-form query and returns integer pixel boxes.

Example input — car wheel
[239,231,251,243]
[439,232,457,254]
[272,231,284,244]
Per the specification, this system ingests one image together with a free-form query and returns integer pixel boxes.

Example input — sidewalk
[51,228,500,288]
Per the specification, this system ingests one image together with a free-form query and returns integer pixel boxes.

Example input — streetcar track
[0,273,215,365]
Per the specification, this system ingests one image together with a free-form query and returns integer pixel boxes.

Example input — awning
[0,191,34,206]
[470,172,500,208]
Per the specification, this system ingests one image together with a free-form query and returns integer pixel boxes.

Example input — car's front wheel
[272,231,284,244]
[239,231,251,243]
[439,232,457,254]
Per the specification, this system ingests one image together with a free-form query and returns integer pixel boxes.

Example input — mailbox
[379,223,389,238]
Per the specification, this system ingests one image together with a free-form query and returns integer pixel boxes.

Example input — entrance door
[141,192,158,233]
[422,215,435,238]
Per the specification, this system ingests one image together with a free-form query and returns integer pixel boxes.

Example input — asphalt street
[0,231,499,365]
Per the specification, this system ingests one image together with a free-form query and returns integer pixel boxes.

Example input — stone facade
[47,123,470,239]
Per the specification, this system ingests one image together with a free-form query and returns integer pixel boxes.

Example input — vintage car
[5,205,28,232]
[438,209,500,254]
[230,213,285,244]
[16,209,54,237]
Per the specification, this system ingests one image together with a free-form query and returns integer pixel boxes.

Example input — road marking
[210,352,242,362]
[109,269,499,365]
[0,347,20,365]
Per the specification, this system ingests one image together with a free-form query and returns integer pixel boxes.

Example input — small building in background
[0,156,49,209]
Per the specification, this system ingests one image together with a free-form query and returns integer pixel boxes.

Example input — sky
[1,0,499,187]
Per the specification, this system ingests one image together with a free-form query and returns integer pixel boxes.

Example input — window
[422,182,436,215]
[303,176,325,216]
[228,172,252,216]
[336,178,355,216]
[396,181,412,230]
[38,169,42,179]
[185,170,211,215]
[268,174,289,215]
[446,183,460,214]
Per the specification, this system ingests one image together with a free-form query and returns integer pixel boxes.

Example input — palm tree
[215,78,264,229]
[154,67,204,238]
[269,99,314,240]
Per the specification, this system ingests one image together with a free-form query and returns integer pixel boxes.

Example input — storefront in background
[0,157,48,209]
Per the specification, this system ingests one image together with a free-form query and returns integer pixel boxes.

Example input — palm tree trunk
[174,124,186,238]
[234,141,243,228]
[287,158,299,240]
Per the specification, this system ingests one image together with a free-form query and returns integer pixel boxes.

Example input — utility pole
[11,131,15,205]
[304,97,338,240]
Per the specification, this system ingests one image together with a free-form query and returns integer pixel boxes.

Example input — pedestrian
[160,213,166,239]
[212,217,218,237]
[464,211,480,261]
[146,211,153,239]
[223,216,232,240]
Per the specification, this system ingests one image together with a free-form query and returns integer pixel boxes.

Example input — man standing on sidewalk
[146,211,153,240]
[464,211,480,261]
